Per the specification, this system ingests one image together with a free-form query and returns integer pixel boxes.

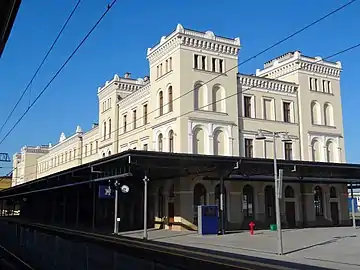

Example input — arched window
[326,140,335,162]
[108,151,111,156]
[159,91,164,116]
[194,82,206,110]
[311,101,321,125]
[168,130,174,153]
[311,139,321,161]
[285,186,295,198]
[314,186,323,216]
[158,187,164,218]
[108,119,112,138]
[193,127,205,154]
[168,86,173,112]
[213,129,225,155]
[330,187,337,198]
[158,133,163,152]
[102,153,105,158]
[103,122,107,140]
[324,103,334,126]
[243,185,254,218]
[212,85,225,112]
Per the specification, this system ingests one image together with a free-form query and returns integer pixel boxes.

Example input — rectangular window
[90,143,93,155]
[157,66,159,78]
[283,102,291,123]
[160,63,163,76]
[244,139,253,158]
[143,104,148,124]
[212,58,216,72]
[165,59,168,73]
[133,110,137,129]
[244,96,252,118]
[309,77,318,91]
[123,115,127,132]
[201,56,206,70]
[284,142,293,160]
[263,98,273,120]
[194,54,198,69]
[322,79,331,93]
[264,140,273,158]
[169,57,172,70]
[219,59,223,73]
[143,144,148,151]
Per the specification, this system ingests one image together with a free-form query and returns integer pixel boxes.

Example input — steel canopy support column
[113,180,119,234]
[76,187,80,228]
[220,175,225,235]
[92,182,96,230]
[350,183,356,228]
[143,175,149,240]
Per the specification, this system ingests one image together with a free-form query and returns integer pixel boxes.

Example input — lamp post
[255,129,292,255]
[112,180,130,234]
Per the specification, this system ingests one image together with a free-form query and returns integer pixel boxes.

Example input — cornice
[117,83,151,110]
[147,23,240,64]
[238,74,298,94]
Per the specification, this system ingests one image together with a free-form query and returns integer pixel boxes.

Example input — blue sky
[0,0,359,175]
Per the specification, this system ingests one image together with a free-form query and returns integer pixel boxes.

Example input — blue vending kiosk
[197,205,218,235]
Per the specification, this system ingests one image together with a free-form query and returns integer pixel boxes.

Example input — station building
[9,23,351,231]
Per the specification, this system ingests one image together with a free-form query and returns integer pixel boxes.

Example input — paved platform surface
[119,227,360,270]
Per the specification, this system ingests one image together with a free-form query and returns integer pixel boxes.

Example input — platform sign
[98,185,114,199]
[197,205,218,235]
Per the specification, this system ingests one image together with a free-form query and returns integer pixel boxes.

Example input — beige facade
[10,24,349,229]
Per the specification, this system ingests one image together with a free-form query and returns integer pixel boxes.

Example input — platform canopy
[1,150,360,199]
[0,0,21,57]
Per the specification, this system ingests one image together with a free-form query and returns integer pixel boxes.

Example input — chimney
[124,72,131,78]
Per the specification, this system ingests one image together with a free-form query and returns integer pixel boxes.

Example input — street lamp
[255,129,292,255]
[112,180,130,234]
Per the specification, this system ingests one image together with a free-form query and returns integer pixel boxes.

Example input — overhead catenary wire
[0,0,356,147]
[0,0,118,146]
[7,42,360,184]
[0,0,82,136]
[1,0,358,179]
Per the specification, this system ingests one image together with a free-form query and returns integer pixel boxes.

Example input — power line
[0,0,82,136]
[1,0,357,178]
[85,0,359,143]
[45,0,357,145]
[7,42,360,184]
[0,0,118,146]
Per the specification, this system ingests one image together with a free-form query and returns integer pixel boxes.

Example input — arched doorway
[284,186,296,228]
[264,185,275,225]
[215,184,227,230]
[193,183,207,225]
[314,186,324,218]
[329,186,339,225]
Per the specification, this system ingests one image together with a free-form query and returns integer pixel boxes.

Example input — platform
[118,227,360,270]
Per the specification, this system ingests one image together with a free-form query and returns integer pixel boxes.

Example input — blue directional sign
[98,185,115,199]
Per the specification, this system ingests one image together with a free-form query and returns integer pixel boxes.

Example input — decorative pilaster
[208,135,214,155]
